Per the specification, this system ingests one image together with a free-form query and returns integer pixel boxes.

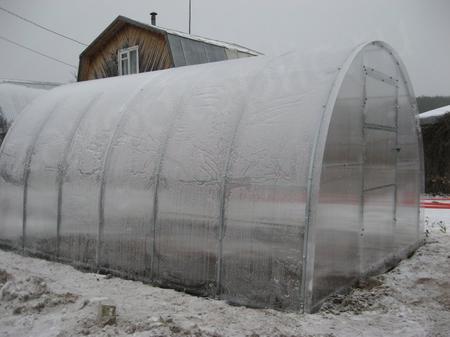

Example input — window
[118,46,139,76]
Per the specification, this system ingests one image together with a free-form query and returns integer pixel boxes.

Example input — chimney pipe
[150,12,157,26]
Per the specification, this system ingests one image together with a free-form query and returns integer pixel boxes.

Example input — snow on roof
[161,26,262,56]
[419,105,450,125]
[116,16,262,56]
[419,105,450,119]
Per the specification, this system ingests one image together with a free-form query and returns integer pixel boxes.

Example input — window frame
[118,45,139,76]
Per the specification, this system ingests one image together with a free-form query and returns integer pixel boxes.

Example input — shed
[419,106,450,194]
[77,15,261,81]
[0,41,423,312]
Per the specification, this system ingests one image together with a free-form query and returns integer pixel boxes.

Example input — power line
[0,6,87,46]
[0,35,77,69]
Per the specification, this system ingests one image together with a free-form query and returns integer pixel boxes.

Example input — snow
[0,203,448,337]
[419,105,450,125]
[0,82,48,123]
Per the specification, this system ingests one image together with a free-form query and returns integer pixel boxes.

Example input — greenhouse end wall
[0,41,423,312]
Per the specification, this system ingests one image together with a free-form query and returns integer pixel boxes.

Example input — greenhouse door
[360,66,398,274]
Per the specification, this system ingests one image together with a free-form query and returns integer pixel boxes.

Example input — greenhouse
[0,41,423,313]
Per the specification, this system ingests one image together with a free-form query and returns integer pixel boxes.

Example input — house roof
[79,15,262,59]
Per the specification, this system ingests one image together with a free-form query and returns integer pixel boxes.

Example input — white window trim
[118,45,139,76]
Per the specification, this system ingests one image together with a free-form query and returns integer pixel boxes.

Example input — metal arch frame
[147,69,207,281]
[215,55,285,298]
[301,41,423,313]
[96,72,166,270]
[56,95,103,258]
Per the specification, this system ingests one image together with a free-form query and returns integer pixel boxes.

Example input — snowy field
[0,204,449,337]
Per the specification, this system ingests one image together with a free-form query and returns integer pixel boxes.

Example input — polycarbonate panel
[155,61,259,296]
[59,75,151,266]
[0,88,65,248]
[0,41,422,313]
[101,66,214,280]
[364,76,397,127]
[363,44,398,78]
[204,44,227,62]
[221,50,345,310]
[394,93,421,250]
[180,39,207,65]
[25,90,101,256]
[308,42,422,312]
[361,185,396,273]
[167,35,186,67]
[363,128,396,190]
[311,53,364,307]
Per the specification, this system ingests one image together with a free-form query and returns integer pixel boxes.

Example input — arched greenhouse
[0,41,423,312]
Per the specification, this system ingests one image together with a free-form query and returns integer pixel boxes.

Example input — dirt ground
[0,207,449,337]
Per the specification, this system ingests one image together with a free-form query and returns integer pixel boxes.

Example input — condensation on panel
[0,41,422,314]
[25,89,101,256]
[311,53,364,306]
[101,68,198,279]
[154,60,262,296]
[221,50,343,310]
[59,75,150,266]
[0,89,64,248]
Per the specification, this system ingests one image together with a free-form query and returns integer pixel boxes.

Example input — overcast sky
[0,0,449,96]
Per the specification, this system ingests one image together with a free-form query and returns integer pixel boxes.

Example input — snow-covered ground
[0,205,449,337]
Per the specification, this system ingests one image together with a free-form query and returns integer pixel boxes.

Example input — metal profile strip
[363,65,398,87]
[216,57,278,297]
[323,162,364,168]
[300,42,372,313]
[22,101,62,251]
[359,62,368,280]
[97,75,163,269]
[148,71,208,282]
[56,95,103,257]
[363,123,397,132]
[149,99,186,281]
[363,183,396,193]
[393,66,400,228]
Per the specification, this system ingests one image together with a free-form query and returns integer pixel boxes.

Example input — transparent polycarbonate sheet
[361,185,396,273]
[101,67,206,279]
[180,39,207,65]
[59,75,149,266]
[0,89,63,249]
[167,35,186,67]
[363,129,396,190]
[204,44,227,62]
[25,89,101,256]
[313,165,362,304]
[221,50,344,310]
[363,44,398,79]
[394,94,421,250]
[0,41,423,313]
[364,77,397,127]
[155,61,258,296]
[311,54,364,306]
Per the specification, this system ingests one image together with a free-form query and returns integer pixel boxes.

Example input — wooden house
[77,15,261,81]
